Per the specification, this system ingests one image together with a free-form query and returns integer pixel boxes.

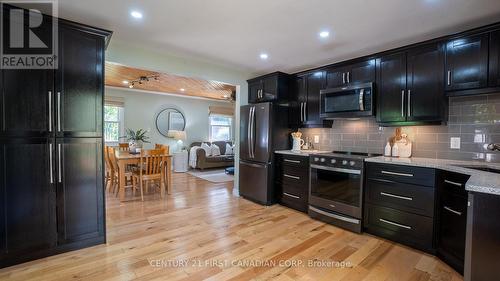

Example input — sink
[456,166,500,174]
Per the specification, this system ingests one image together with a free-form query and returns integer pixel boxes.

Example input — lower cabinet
[364,162,436,253]
[275,154,309,212]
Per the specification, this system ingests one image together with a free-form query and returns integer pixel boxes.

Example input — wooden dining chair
[155,144,170,154]
[104,146,114,192]
[109,146,134,196]
[118,143,129,151]
[132,149,166,201]
[155,144,171,194]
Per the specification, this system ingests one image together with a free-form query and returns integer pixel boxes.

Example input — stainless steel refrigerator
[239,102,289,205]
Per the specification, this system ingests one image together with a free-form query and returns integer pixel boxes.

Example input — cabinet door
[56,138,104,244]
[262,76,278,101]
[445,34,489,91]
[489,30,500,87]
[56,26,104,137]
[325,67,345,88]
[407,43,445,122]
[0,138,56,263]
[1,70,53,137]
[347,59,376,84]
[248,81,261,104]
[289,76,306,127]
[376,53,407,123]
[304,72,324,125]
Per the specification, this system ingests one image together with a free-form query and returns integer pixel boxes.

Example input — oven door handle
[309,206,360,224]
[310,164,361,175]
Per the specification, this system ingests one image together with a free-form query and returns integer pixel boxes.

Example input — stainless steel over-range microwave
[320,82,374,119]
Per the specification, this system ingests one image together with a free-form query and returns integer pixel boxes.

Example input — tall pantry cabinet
[0,11,112,267]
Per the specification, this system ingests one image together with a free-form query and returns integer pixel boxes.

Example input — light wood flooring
[0,173,462,281]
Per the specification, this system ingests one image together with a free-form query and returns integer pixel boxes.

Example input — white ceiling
[58,0,500,75]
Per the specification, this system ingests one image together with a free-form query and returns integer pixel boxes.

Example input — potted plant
[122,128,150,153]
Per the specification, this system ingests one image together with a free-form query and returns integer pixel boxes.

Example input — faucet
[487,143,500,151]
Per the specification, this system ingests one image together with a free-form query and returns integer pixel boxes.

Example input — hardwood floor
[0,173,462,281]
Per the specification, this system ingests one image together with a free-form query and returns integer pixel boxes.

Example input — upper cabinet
[445,34,489,92]
[325,59,375,88]
[489,30,500,87]
[377,43,446,124]
[247,72,290,104]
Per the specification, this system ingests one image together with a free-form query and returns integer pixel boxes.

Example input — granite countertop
[365,156,500,196]
[275,150,331,157]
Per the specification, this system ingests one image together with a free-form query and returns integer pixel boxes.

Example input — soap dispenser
[384,142,392,157]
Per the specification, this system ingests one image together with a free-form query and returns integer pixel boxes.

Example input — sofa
[190,141,234,170]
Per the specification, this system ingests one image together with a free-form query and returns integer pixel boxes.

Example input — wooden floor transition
[0,173,462,281]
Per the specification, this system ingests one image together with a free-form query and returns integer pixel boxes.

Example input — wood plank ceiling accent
[105,62,236,101]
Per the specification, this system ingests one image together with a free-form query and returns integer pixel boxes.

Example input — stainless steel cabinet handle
[444,179,463,187]
[379,218,412,230]
[381,170,414,177]
[447,70,451,86]
[300,103,303,122]
[58,143,62,183]
[49,143,53,184]
[347,72,350,83]
[444,206,462,216]
[57,92,61,132]
[407,90,411,117]
[401,90,405,117]
[284,174,300,180]
[380,192,413,201]
[48,91,52,132]
[283,192,300,199]
[303,102,307,122]
[284,159,301,164]
[342,73,345,84]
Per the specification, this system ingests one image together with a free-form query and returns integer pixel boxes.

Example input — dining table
[114,150,173,202]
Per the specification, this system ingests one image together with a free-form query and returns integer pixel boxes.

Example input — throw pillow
[211,144,221,156]
[225,143,234,155]
[201,142,211,156]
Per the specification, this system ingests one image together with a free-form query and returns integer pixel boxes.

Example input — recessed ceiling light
[122,80,129,84]
[180,88,185,92]
[130,11,143,19]
[260,53,269,60]
[319,31,330,38]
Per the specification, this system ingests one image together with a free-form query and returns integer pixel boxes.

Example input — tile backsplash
[301,93,500,163]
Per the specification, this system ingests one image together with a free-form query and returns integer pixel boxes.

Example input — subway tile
[436,151,479,161]
[412,150,437,159]
[415,133,438,143]
[450,95,487,106]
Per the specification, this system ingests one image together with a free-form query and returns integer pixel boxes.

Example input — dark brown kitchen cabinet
[377,43,446,125]
[247,72,290,103]
[56,138,104,244]
[56,25,104,138]
[1,69,54,138]
[325,59,375,88]
[376,52,407,123]
[275,154,309,212]
[445,34,489,92]
[0,138,57,267]
[489,30,500,87]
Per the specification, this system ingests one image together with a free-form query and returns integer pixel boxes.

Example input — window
[209,115,232,141]
[104,105,124,143]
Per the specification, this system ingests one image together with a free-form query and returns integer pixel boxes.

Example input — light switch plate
[314,135,320,144]
[450,137,461,149]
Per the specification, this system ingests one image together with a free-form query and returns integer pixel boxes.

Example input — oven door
[320,83,373,118]
[309,164,363,218]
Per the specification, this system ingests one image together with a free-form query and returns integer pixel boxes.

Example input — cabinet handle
[347,72,350,83]
[447,70,451,86]
[304,102,307,122]
[407,90,411,117]
[342,73,346,84]
[300,103,303,122]
[284,159,301,164]
[444,206,462,216]
[380,192,413,201]
[48,91,52,132]
[57,92,61,132]
[401,90,405,117]
[58,143,62,183]
[379,218,412,230]
[444,179,463,187]
[381,170,414,177]
[49,143,53,184]
[284,174,300,180]
[283,192,300,199]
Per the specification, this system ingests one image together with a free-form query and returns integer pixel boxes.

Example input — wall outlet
[450,137,461,149]
[314,135,320,144]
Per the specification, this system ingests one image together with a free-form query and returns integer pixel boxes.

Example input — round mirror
[156,108,186,137]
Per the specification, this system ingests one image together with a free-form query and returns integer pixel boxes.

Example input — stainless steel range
[308,151,381,233]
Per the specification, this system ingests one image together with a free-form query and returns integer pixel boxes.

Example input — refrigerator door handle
[247,107,252,158]
[249,106,255,158]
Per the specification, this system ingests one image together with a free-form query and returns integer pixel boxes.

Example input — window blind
[104,96,125,107]
[208,106,234,116]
